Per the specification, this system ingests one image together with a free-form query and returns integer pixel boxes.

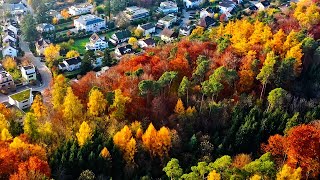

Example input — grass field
[55,21,74,31]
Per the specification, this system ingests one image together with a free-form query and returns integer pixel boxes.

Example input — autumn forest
[1,0,320,179]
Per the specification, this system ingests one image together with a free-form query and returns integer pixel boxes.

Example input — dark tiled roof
[161,28,177,38]
[139,23,155,30]
[36,39,50,48]
[59,63,66,67]
[114,30,131,40]
[199,16,215,28]
[142,38,155,46]
[65,56,81,65]
[117,44,132,55]
[23,65,34,70]
[89,33,102,44]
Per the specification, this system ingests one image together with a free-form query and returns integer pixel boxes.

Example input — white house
[161,28,178,42]
[2,34,16,43]
[58,57,82,71]
[35,39,50,56]
[0,69,15,90]
[124,6,149,21]
[137,23,156,36]
[138,38,156,49]
[115,44,133,57]
[2,45,17,57]
[48,10,63,20]
[183,0,204,9]
[96,66,110,77]
[20,65,37,82]
[200,7,215,18]
[156,14,177,29]
[85,33,108,51]
[251,1,270,11]
[8,88,33,110]
[157,1,179,15]
[198,16,216,28]
[179,25,193,36]
[7,24,19,35]
[218,0,236,15]
[36,23,55,33]
[74,14,106,32]
[68,3,93,16]
[3,2,28,15]
[109,30,131,45]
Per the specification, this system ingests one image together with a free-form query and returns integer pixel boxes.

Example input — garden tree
[192,56,209,83]
[61,9,70,19]
[207,170,221,180]
[293,1,320,29]
[1,128,12,141]
[87,88,107,116]
[110,89,131,120]
[178,76,191,106]
[103,48,113,66]
[128,37,138,46]
[51,74,68,109]
[66,50,80,58]
[256,51,277,99]
[31,95,47,119]
[2,57,17,71]
[243,153,276,179]
[134,28,143,38]
[276,164,302,180]
[63,87,83,129]
[81,50,94,73]
[115,12,130,29]
[35,2,50,23]
[232,154,252,169]
[78,169,95,180]
[23,113,39,141]
[20,14,38,42]
[76,121,93,146]
[44,44,61,64]
[52,17,59,24]
[267,88,288,111]
[174,98,185,115]
[163,158,183,180]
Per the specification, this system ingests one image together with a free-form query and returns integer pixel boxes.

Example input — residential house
[115,44,133,57]
[252,1,270,11]
[179,25,193,36]
[48,10,63,20]
[35,38,50,55]
[200,7,215,18]
[2,45,17,57]
[74,14,106,32]
[198,16,216,28]
[58,56,82,71]
[96,66,110,77]
[218,0,236,17]
[137,23,156,36]
[6,23,19,35]
[3,2,28,15]
[85,33,108,51]
[2,29,17,43]
[0,68,15,90]
[138,38,156,48]
[68,3,93,16]
[109,30,131,45]
[124,6,149,21]
[20,65,36,82]
[36,23,55,33]
[160,28,178,42]
[156,14,177,29]
[157,1,179,15]
[8,88,33,110]
[183,0,204,9]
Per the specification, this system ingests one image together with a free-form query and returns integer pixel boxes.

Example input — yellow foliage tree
[232,154,252,169]
[44,44,60,64]
[0,113,9,132]
[110,89,131,120]
[250,174,262,180]
[128,37,138,46]
[294,1,320,29]
[190,26,204,38]
[268,29,286,53]
[2,57,17,71]
[66,50,80,58]
[136,127,143,139]
[31,95,47,119]
[142,123,157,156]
[100,147,111,159]
[124,137,137,164]
[185,106,197,116]
[51,74,68,109]
[134,28,144,38]
[276,164,302,180]
[1,128,12,141]
[52,17,59,24]
[9,137,26,149]
[174,98,185,115]
[156,127,172,157]
[61,9,70,19]
[113,125,137,164]
[76,121,93,146]
[286,44,303,76]
[63,87,83,124]
[87,88,107,116]
[207,170,221,180]
[282,31,299,53]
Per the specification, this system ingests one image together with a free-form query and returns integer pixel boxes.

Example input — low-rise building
[2,45,17,57]
[8,88,33,110]
[179,25,193,36]
[198,16,216,28]
[68,3,93,16]
[58,57,82,71]
[160,28,178,42]
[6,22,19,35]
[115,44,133,57]
[251,1,270,11]
[85,33,108,51]
[20,65,36,82]
[138,38,156,48]
[200,7,215,18]
[137,23,156,36]
[124,6,149,21]
[3,2,28,15]
[157,1,179,15]
[156,14,177,29]
[35,38,50,56]
[218,0,237,16]
[109,30,131,45]
[74,14,106,32]
[48,10,63,20]
[183,0,204,9]
[36,23,55,33]
[0,68,15,90]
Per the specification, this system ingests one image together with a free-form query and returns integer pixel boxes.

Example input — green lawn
[55,21,74,31]
[10,89,31,102]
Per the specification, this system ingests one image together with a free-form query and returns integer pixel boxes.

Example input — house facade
[179,25,193,36]
[2,45,17,57]
[115,44,133,57]
[200,7,215,18]
[157,1,179,15]
[8,88,33,110]
[137,23,156,36]
[20,65,37,82]
[218,0,236,16]
[35,39,50,55]
[74,14,106,32]
[124,6,149,21]
[183,0,204,9]
[36,23,55,33]
[85,33,108,51]
[3,2,28,15]
[0,69,15,90]
[138,38,156,48]
[156,14,177,29]
[160,28,178,42]
[68,3,93,16]
[109,30,131,45]
[58,57,82,71]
